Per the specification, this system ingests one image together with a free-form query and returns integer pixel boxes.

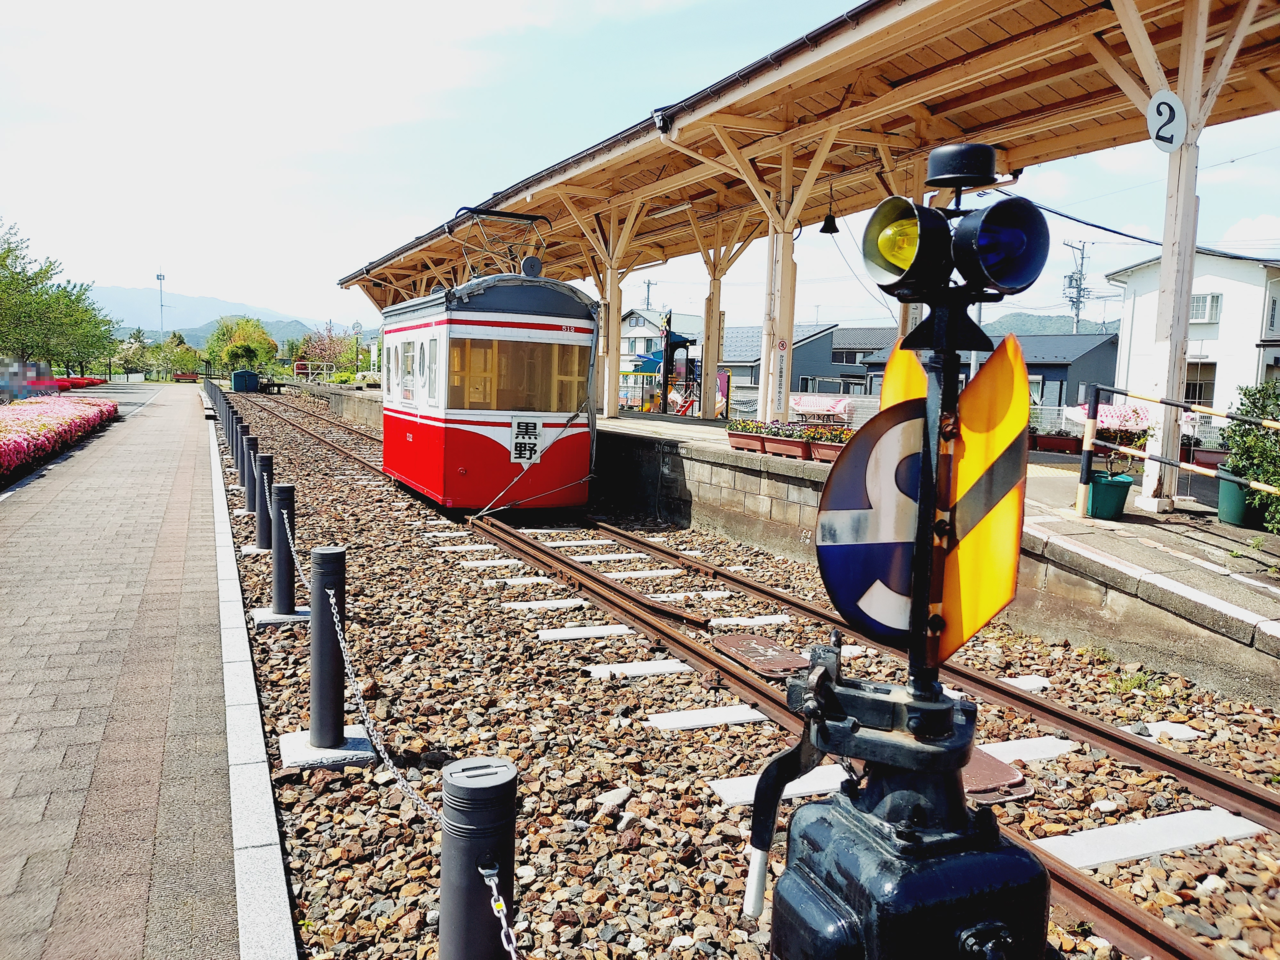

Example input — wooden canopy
[339,0,1280,308]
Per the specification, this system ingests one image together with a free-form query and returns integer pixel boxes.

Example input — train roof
[381,273,598,328]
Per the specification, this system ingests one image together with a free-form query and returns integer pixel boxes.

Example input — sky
[3,1,1279,333]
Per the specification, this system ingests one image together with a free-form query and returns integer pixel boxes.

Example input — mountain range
[981,312,1119,336]
[90,286,323,348]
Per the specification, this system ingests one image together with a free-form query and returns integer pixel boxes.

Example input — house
[719,323,904,394]
[1106,249,1280,411]
[720,324,836,389]
[862,333,1119,406]
[619,309,702,364]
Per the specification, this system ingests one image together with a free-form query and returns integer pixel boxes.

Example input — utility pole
[1063,242,1089,334]
[643,279,656,310]
[156,272,166,339]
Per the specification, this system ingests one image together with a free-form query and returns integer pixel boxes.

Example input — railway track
[225,390,1280,960]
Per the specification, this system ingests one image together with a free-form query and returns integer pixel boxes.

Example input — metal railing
[1075,384,1280,516]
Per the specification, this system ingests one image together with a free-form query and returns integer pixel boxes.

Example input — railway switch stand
[751,145,1052,959]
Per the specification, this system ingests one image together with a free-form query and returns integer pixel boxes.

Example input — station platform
[0,385,240,960]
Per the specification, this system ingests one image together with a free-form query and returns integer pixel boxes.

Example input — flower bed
[728,418,811,459]
[0,396,118,477]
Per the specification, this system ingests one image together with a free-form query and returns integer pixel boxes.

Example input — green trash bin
[1087,471,1133,521]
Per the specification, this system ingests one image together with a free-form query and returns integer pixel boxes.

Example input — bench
[173,372,199,383]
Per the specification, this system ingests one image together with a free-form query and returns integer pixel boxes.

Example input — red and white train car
[380,273,597,510]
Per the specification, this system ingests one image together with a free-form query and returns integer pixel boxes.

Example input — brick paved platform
[0,385,240,960]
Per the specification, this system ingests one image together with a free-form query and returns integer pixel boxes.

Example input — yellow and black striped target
[870,335,1029,664]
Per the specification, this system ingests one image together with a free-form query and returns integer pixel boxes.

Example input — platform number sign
[511,418,542,464]
[1146,90,1187,153]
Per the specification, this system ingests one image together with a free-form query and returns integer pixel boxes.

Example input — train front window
[448,338,589,412]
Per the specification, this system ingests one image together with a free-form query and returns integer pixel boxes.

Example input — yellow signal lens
[877,218,919,271]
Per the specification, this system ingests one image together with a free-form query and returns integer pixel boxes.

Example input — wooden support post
[604,260,623,420]
[1137,0,1206,508]
[702,277,723,419]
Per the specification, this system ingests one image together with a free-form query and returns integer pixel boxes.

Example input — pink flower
[0,396,118,476]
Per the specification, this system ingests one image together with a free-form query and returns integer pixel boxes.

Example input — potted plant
[761,420,811,459]
[1037,428,1083,455]
[727,418,766,453]
[804,423,854,462]
[1027,424,1040,451]
[1220,380,1280,531]
[1179,432,1202,463]
[1087,449,1136,521]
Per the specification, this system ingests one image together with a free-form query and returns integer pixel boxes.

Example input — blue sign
[815,399,924,647]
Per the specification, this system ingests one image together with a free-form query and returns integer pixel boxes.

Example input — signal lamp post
[753,144,1052,960]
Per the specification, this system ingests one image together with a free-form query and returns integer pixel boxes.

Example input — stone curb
[1021,526,1280,652]
[208,417,297,960]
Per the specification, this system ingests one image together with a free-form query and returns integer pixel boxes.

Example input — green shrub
[332,372,355,384]
[1223,378,1280,533]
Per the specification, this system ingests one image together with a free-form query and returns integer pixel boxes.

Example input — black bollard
[308,546,346,749]
[237,425,251,489]
[255,454,273,550]
[439,757,518,960]
[271,484,297,615]
[234,419,246,477]
[243,437,259,513]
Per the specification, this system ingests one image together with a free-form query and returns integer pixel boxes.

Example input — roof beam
[1194,0,1263,136]
[1084,32,1152,111]
[1112,0,1171,94]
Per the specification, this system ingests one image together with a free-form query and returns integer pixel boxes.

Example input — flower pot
[1179,444,1196,463]
[1193,449,1227,469]
[1037,435,1082,455]
[1087,471,1133,520]
[762,437,811,459]
[727,431,764,453]
[1218,478,1266,529]
[810,440,845,463]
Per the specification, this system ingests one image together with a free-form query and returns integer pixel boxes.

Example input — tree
[0,219,115,370]
[206,316,278,371]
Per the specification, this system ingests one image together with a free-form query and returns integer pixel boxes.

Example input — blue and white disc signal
[815,399,924,647]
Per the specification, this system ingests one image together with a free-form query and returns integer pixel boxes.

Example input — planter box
[1037,435,1082,455]
[1193,449,1227,469]
[762,437,811,459]
[728,431,764,453]
[810,440,845,463]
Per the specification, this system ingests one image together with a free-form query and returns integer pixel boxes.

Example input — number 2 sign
[1146,90,1187,153]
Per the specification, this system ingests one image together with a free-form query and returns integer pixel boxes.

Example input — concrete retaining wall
[593,428,826,561]
[287,382,383,429]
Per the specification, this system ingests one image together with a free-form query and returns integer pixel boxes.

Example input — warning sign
[816,334,1029,663]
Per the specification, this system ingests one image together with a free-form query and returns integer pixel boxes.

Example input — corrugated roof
[863,333,1116,366]
[721,324,836,363]
[1105,247,1280,281]
[831,326,900,350]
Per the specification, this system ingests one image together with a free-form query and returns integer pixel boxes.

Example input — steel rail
[477,521,1207,960]
[596,522,1280,835]
[266,394,386,444]
[231,395,385,476]
[469,516,794,728]
[229,411,1228,960]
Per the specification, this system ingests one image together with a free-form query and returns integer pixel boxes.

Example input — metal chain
[481,867,522,960]
[323,587,442,826]
[228,412,518,956]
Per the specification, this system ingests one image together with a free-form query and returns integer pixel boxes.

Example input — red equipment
[380,273,597,510]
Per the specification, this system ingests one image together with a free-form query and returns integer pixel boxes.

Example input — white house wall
[1115,255,1275,420]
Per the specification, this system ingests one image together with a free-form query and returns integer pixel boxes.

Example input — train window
[427,339,439,401]
[418,344,426,387]
[384,347,390,394]
[401,341,415,402]
[448,338,590,412]
[393,346,400,390]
